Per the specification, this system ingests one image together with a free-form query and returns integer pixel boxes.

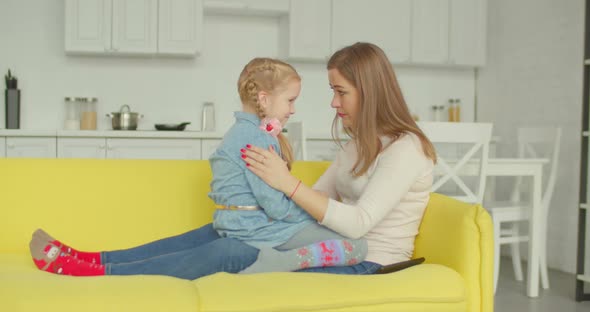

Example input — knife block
[5,89,20,129]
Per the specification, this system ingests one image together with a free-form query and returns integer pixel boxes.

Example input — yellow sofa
[0,159,493,312]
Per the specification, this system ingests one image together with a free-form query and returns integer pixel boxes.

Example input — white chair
[490,127,561,292]
[418,122,493,204]
[284,121,307,161]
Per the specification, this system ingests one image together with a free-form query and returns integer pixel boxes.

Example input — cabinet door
[307,140,342,161]
[58,138,107,159]
[449,0,487,66]
[411,0,449,64]
[6,137,57,158]
[201,139,222,160]
[65,0,112,53]
[112,0,158,54]
[0,137,5,157]
[281,0,331,62]
[332,0,411,63]
[106,138,201,159]
[158,0,203,56]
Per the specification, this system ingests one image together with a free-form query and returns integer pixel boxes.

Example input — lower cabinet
[6,137,57,158]
[58,138,107,158]
[0,137,5,157]
[105,138,201,160]
[200,139,222,160]
[307,140,343,161]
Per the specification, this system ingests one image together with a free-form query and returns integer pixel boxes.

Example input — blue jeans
[295,261,382,275]
[102,224,259,280]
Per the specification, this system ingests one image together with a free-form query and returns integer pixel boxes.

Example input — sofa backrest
[0,159,331,254]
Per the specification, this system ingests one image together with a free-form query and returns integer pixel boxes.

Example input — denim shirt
[209,112,313,248]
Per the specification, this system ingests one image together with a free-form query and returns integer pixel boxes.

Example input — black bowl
[154,122,191,131]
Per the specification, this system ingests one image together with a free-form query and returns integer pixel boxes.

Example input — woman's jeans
[101,223,259,280]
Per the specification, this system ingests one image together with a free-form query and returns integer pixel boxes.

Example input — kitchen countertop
[0,129,226,139]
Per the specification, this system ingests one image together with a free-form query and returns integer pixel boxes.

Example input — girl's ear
[258,91,268,109]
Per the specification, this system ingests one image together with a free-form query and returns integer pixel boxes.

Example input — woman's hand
[241,144,299,195]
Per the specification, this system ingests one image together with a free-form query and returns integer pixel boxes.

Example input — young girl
[29,57,367,279]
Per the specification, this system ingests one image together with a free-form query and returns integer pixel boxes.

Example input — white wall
[477,0,586,273]
[0,0,475,137]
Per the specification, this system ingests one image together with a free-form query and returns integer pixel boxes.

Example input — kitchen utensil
[155,122,191,131]
[106,104,143,130]
[201,102,215,131]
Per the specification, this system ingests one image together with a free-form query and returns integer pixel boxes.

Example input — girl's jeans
[101,223,259,280]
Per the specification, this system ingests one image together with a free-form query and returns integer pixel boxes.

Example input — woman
[241,42,437,275]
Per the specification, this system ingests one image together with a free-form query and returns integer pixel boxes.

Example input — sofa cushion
[0,254,200,312]
[193,264,466,312]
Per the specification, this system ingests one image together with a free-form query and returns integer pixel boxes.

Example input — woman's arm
[243,136,431,238]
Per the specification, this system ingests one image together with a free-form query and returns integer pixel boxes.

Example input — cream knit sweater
[314,133,434,265]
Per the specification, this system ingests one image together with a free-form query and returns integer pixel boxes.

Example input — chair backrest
[418,122,493,204]
[511,127,562,209]
[285,121,307,161]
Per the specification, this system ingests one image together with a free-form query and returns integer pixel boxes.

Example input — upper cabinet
[279,0,331,62]
[0,137,5,158]
[411,0,449,64]
[65,0,203,56]
[331,0,411,64]
[411,0,487,66]
[449,0,487,66]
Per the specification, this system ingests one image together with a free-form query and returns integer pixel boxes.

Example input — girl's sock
[30,242,105,276]
[240,239,368,274]
[32,229,102,264]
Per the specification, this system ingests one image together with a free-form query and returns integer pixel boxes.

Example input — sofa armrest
[414,193,493,312]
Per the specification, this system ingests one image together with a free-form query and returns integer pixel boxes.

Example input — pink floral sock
[240,239,368,274]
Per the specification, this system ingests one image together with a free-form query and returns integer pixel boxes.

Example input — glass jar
[80,97,98,130]
[448,98,461,122]
[431,105,445,122]
[64,97,80,130]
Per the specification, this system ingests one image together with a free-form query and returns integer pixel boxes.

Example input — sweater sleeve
[319,136,430,239]
[311,151,341,199]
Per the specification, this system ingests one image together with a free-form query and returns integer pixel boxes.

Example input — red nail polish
[246,144,251,148]
[246,163,250,167]
[241,154,247,159]
[240,148,245,153]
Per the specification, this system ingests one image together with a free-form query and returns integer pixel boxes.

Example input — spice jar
[64,97,80,130]
[448,98,461,122]
[80,97,98,130]
[431,105,445,122]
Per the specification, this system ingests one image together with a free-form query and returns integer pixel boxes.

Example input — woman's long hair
[237,58,298,169]
[328,42,436,176]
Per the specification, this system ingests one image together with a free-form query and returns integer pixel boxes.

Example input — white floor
[495,257,590,311]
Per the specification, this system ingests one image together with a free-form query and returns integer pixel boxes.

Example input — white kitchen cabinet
[58,138,107,159]
[65,0,202,56]
[449,0,487,66]
[158,0,203,55]
[111,0,158,54]
[201,139,222,160]
[0,137,5,157]
[306,140,342,161]
[6,137,57,158]
[331,0,411,63]
[279,0,331,62]
[203,0,289,16]
[64,0,112,53]
[106,138,201,159]
[411,0,449,64]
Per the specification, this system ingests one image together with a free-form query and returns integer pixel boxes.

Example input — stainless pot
[107,105,143,130]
